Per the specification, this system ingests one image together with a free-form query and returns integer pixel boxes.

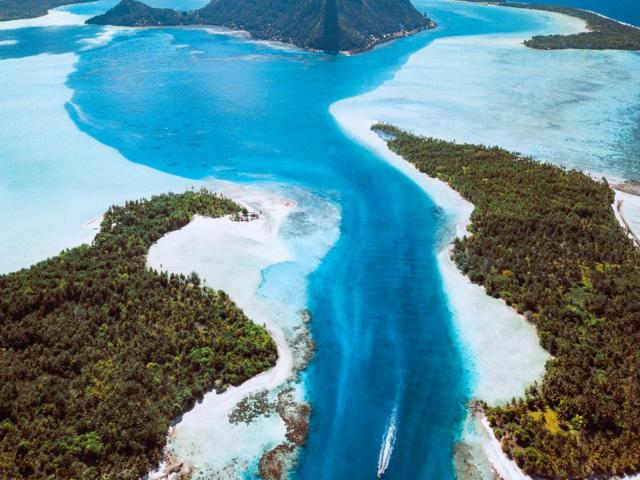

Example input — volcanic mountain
[87,0,436,53]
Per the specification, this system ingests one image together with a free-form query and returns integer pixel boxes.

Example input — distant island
[0,190,277,479]
[86,0,436,53]
[0,0,92,21]
[465,1,640,50]
[374,124,640,478]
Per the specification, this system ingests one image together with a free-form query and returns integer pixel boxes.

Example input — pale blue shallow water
[0,0,639,478]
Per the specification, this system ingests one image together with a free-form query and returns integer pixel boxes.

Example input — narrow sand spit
[329,122,640,480]
[328,112,550,479]
[147,189,298,478]
[329,114,550,405]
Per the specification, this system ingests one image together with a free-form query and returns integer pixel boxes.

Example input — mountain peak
[87,0,436,53]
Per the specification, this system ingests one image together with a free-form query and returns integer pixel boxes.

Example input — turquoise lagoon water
[1,0,639,478]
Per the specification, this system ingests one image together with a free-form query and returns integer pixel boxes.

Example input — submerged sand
[146,189,295,477]
[146,183,340,478]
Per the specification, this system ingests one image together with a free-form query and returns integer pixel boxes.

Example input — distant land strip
[464,1,640,50]
[374,124,640,479]
[0,0,93,21]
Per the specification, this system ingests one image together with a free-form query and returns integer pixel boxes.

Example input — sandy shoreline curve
[329,104,552,478]
[325,6,640,477]
[145,188,300,478]
[329,120,640,480]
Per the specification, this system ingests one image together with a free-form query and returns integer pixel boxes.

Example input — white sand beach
[330,103,640,480]
[613,188,640,245]
[326,4,640,477]
[329,113,550,408]
[145,181,341,478]
[328,109,551,479]
[146,186,328,478]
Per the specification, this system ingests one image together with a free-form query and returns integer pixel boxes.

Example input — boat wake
[377,404,398,478]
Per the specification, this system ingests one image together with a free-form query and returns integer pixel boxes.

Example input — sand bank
[328,5,640,475]
[146,186,319,478]
[0,53,203,274]
[329,109,549,478]
[331,4,640,181]
[330,111,550,407]
[330,95,557,479]
[0,50,337,476]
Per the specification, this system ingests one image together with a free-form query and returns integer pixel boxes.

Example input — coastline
[329,115,640,480]
[329,106,550,478]
[330,110,550,398]
[145,184,340,478]
[0,28,337,476]
[146,190,296,478]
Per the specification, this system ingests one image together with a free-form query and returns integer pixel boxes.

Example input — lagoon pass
[1,0,639,479]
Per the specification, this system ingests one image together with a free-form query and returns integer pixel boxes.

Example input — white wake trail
[377,405,399,478]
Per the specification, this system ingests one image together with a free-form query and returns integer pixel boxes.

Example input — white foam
[0,8,88,30]
[80,25,129,50]
[377,404,398,478]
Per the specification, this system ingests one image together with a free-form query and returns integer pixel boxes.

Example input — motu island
[465,0,640,50]
[0,191,277,478]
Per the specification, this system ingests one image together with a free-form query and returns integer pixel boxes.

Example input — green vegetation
[0,190,277,479]
[465,1,640,50]
[374,124,640,478]
[87,0,436,53]
[0,0,93,21]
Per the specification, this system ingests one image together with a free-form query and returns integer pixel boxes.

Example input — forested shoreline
[464,1,640,50]
[0,0,93,21]
[0,190,277,479]
[374,124,640,478]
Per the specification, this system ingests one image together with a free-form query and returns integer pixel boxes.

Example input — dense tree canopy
[375,124,640,478]
[0,190,277,479]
